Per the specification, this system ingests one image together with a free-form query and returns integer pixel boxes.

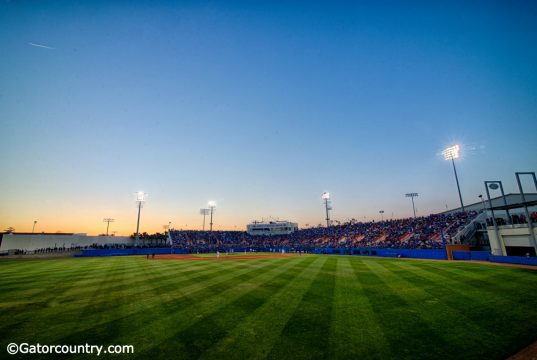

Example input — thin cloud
[28,42,54,49]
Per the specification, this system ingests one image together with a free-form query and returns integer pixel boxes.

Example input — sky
[1,1,536,235]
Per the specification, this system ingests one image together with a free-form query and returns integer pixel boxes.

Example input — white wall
[0,234,134,251]
[487,225,537,255]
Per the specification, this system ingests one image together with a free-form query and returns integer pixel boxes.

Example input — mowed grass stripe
[133,256,316,358]
[159,256,318,360]
[0,258,119,292]
[1,258,263,344]
[356,259,452,359]
[57,257,243,303]
[1,259,123,344]
[198,256,327,360]
[396,261,537,358]
[0,258,110,302]
[266,257,336,360]
[0,258,126,342]
[422,261,537,296]
[382,260,505,359]
[328,257,393,360]
[54,258,288,346]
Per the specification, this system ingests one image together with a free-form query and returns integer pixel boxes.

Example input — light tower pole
[322,192,332,227]
[208,201,216,231]
[200,208,209,231]
[405,193,419,218]
[135,192,147,246]
[443,144,465,212]
[103,218,115,236]
[32,220,37,234]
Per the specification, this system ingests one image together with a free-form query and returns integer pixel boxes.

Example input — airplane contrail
[28,42,53,49]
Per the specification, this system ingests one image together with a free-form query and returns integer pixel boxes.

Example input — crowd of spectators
[169,211,478,251]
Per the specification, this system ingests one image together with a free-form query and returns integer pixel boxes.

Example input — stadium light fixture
[443,145,465,212]
[200,208,210,231]
[405,193,419,218]
[135,192,147,245]
[442,145,460,160]
[322,192,332,227]
[103,218,115,236]
[208,201,217,231]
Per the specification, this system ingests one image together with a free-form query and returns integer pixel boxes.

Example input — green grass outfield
[1,255,537,359]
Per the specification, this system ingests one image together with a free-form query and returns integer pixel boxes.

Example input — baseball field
[1,254,537,359]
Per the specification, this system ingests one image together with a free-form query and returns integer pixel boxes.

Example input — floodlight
[208,201,217,231]
[134,191,148,245]
[103,218,115,236]
[442,145,460,160]
[405,193,419,218]
[442,145,465,211]
[322,192,331,227]
[136,191,147,202]
[200,208,209,230]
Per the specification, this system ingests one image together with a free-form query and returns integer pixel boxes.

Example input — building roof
[440,193,537,214]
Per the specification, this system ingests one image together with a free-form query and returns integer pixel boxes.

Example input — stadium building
[246,220,298,236]
[441,193,537,256]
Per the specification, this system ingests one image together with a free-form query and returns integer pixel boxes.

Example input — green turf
[186,251,286,257]
[1,255,537,359]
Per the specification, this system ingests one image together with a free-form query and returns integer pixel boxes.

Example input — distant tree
[4,227,15,233]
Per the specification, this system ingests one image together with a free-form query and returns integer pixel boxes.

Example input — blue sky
[1,1,536,234]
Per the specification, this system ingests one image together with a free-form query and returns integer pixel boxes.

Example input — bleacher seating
[169,211,478,251]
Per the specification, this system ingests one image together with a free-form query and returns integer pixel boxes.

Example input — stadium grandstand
[170,211,478,252]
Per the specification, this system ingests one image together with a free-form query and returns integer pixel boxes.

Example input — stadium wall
[314,247,448,260]
[80,248,180,257]
[0,234,133,252]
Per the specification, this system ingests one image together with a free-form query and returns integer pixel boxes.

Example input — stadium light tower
[379,210,384,221]
[200,208,210,231]
[135,192,147,245]
[322,192,332,227]
[208,201,216,231]
[32,220,37,234]
[405,193,419,218]
[442,145,465,212]
[103,218,115,236]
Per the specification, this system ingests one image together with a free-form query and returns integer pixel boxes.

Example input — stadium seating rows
[169,211,478,251]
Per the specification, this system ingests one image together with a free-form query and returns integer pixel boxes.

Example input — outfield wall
[80,248,179,257]
[453,250,537,265]
[314,247,448,260]
[76,247,537,267]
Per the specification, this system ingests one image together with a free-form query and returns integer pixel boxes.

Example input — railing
[452,212,487,244]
